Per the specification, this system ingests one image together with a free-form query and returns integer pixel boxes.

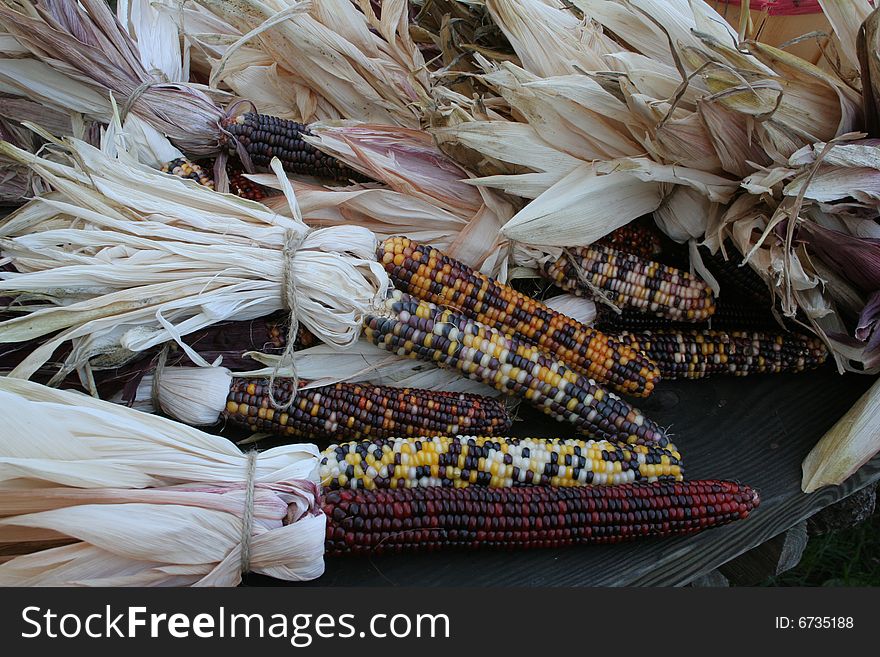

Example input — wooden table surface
[246,365,879,587]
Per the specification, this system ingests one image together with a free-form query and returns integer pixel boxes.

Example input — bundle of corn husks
[0,377,759,586]
[0,135,388,380]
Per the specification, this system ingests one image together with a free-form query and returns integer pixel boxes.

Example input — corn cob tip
[160,158,215,189]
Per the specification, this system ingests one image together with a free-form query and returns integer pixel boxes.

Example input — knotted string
[239,450,258,575]
[267,229,309,411]
[120,78,166,126]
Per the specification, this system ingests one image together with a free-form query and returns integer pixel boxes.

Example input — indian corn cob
[228,168,272,202]
[319,436,684,490]
[701,243,772,304]
[541,244,717,322]
[160,158,214,189]
[597,222,663,259]
[221,113,368,181]
[379,237,660,397]
[160,158,275,202]
[615,329,829,380]
[365,291,672,449]
[595,298,782,333]
[323,480,760,555]
[224,380,512,441]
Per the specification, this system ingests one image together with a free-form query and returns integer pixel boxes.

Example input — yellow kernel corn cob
[379,236,660,397]
[542,244,716,322]
[319,436,684,491]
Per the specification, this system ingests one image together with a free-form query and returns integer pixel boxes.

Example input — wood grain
[245,365,880,587]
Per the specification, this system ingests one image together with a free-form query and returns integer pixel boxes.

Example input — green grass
[763,513,880,586]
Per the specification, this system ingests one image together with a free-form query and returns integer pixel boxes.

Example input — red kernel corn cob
[364,291,672,449]
[614,329,828,379]
[224,380,512,441]
[228,168,271,202]
[320,436,684,490]
[541,244,716,322]
[323,480,760,555]
[380,237,659,397]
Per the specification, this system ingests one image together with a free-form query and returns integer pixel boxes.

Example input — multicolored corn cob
[224,380,512,441]
[701,243,771,304]
[364,291,672,448]
[595,298,782,333]
[319,436,684,490]
[161,157,277,202]
[221,113,368,181]
[160,158,214,189]
[614,329,828,380]
[228,168,271,202]
[541,244,717,323]
[323,480,760,555]
[597,223,663,259]
[379,237,660,397]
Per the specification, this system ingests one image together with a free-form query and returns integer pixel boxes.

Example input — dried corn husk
[433,0,866,260]
[802,375,880,492]
[0,377,324,586]
[188,0,429,127]
[0,136,388,381]
[0,0,227,156]
[485,0,620,77]
[262,121,518,273]
[542,294,597,325]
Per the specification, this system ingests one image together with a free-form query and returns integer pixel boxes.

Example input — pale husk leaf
[0,378,324,587]
[485,0,619,77]
[500,166,663,246]
[802,376,880,493]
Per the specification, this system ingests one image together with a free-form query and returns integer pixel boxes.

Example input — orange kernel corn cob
[379,236,660,397]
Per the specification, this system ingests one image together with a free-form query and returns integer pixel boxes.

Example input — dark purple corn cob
[614,328,829,380]
[221,112,368,181]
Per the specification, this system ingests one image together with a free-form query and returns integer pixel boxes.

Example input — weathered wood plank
[245,365,878,587]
